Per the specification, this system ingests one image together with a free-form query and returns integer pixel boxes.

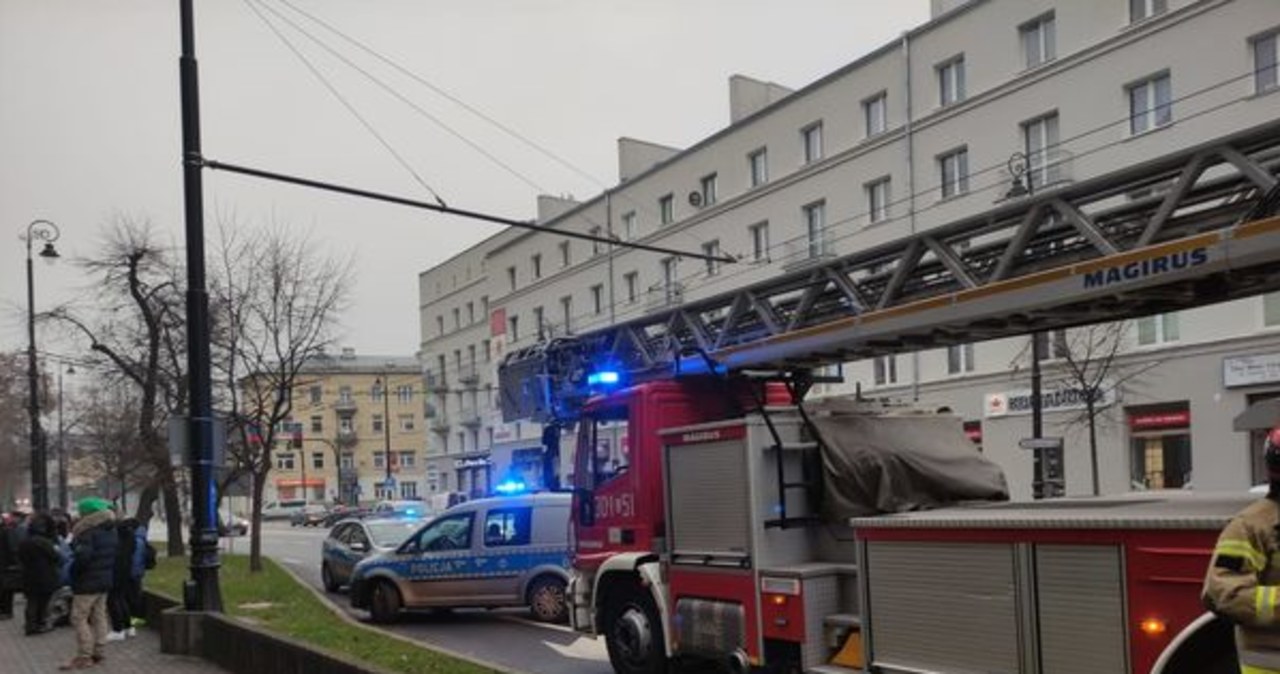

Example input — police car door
[401,510,478,606]
[477,505,535,603]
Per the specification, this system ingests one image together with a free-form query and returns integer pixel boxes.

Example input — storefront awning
[1234,399,1280,431]
[275,478,325,488]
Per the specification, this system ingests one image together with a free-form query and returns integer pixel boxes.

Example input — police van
[349,491,571,623]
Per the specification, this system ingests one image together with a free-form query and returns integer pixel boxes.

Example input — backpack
[144,543,157,570]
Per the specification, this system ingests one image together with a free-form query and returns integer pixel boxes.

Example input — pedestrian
[1203,424,1280,673]
[106,518,146,640]
[17,512,61,635]
[0,511,24,620]
[61,498,118,671]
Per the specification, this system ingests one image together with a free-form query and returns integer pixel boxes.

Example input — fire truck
[497,122,1280,674]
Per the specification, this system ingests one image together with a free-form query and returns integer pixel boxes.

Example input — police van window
[587,406,630,486]
[484,507,532,547]
[408,512,474,552]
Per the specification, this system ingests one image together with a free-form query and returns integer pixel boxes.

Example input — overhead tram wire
[241,0,447,207]
[201,159,736,265]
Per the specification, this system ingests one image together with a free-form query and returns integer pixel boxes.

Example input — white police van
[349,490,571,623]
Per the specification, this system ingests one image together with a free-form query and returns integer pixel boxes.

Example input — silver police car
[321,516,424,592]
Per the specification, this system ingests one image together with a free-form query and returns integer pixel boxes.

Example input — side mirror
[351,541,369,553]
[577,488,595,527]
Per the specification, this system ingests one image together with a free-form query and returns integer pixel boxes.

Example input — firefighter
[1204,425,1280,674]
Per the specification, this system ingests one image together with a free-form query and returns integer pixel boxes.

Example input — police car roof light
[495,480,527,495]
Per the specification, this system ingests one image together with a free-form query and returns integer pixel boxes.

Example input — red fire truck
[497,125,1280,673]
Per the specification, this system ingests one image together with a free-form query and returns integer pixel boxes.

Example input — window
[622,211,637,240]
[560,296,573,334]
[372,414,384,433]
[1128,73,1172,135]
[399,481,418,500]
[399,414,415,432]
[748,148,768,187]
[1129,0,1167,23]
[309,385,322,404]
[338,386,352,404]
[533,306,545,338]
[591,284,604,315]
[506,266,517,291]
[452,307,460,329]
[801,122,824,164]
[947,343,976,374]
[803,201,827,258]
[1020,12,1056,69]
[397,385,413,403]
[1034,330,1070,360]
[398,450,415,468]
[750,222,770,262]
[275,453,296,470]
[939,148,970,199]
[407,512,473,553]
[624,272,639,304]
[559,240,571,267]
[509,314,520,341]
[530,253,541,280]
[339,416,353,434]
[661,257,679,301]
[659,194,674,225]
[866,177,891,224]
[873,355,897,386]
[312,452,324,469]
[371,383,384,403]
[863,92,887,137]
[482,339,492,363]
[1023,113,1061,189]
[310,415,323,433]
[1137,313,1180,345]
[484,507,532,547]
[702,240,721,276]
[700,173,718,207]
[1254,31,1279,94]
[589,226,603,255]
[340,452,354,469]
[938,56,966,106]
[1265,292,1280,327]
[466,302,475,325]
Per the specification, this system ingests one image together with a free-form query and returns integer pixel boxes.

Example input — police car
[349,490,571,623]
[321,515,425,592]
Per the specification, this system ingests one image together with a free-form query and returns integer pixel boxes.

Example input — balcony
[429,416,450,434]
[782,236,834,271]
[426,371,449,393]
[333,398,358,415]
[460,405,482,429]
[458,364,480,388]
[336,428,358,445]
[645,282,685,312]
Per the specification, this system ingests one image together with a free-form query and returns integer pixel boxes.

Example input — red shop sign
[1129,410,1190,431]
[963,421,982,444]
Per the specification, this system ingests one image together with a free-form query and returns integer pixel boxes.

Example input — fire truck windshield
[573,406,629,491]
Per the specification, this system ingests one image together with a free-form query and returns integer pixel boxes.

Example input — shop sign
[275,478,325,488]
[963,421,982,444]
[1129,410,1190,431]
[984,383,1116,418]
[1224,353,1280,388]
[454,456,492,469]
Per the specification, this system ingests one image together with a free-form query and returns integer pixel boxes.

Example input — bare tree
[54,217,189,555]
[0,351,32,508]
[75,380,149,506]
[210,222,352,572]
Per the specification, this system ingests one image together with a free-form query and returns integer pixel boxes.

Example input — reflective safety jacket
[1204,497,1280,674]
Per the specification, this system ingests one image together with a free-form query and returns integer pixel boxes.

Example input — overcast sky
[1,1,929,360]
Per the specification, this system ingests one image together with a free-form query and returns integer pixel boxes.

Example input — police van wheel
[604,584,667,674]
[528,576,567,623]
[321,563,340,593]
[369,581,402,624]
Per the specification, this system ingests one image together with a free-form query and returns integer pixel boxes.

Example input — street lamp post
[57,363,75,512]
[376,376,392,498]
[25,219,60,513]
[1007,153,1049,499]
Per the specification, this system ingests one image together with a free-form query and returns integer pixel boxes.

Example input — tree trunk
[135,483,159,525]
[249,470,267,572]
[162,479,185,557]
[1087,399,1101,496]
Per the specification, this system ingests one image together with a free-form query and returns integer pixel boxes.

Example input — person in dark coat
[61,498,117,670]
[106,518,141,639]
[18,512,61,635]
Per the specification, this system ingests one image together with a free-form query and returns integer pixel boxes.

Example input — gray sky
[1,0,929,359]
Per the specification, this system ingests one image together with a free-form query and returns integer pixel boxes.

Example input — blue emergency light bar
[495,480,527,495]
[587,370,621,387]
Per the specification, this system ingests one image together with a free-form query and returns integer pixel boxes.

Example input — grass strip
[146,555,496,674]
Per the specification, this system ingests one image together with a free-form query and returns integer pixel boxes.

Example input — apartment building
[263,348,426,505]
[419,0,1280,499]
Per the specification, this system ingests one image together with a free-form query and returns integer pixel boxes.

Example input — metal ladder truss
[530,119,1280,382]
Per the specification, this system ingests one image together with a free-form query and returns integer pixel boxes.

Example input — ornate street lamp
[25,219,60,512]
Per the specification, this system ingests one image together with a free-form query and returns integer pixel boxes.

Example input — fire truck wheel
[369,580,402,624]
[528,576,568,623]
[604,584,666,674]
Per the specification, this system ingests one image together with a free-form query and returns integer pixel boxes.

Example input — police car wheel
[369,581,402,624]
[528,576,567,623]
[321,563,340,593]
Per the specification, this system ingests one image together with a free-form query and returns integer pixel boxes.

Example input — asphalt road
[253,520,612,674]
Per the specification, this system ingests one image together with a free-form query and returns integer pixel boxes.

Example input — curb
[274,558,523,674]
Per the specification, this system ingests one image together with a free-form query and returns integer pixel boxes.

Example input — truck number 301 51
[594,492,635,519]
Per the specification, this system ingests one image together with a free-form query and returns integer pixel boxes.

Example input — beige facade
[264,348,426,505]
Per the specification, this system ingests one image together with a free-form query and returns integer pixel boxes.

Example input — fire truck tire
[1155,614,1237,674]
[369,580,402,624]
[603,583,667,674]
[528,575,568,623]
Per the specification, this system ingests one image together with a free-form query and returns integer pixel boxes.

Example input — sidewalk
[1,596,227,674]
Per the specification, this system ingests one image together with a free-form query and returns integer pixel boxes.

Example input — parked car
[218,512,249,536]
[350,492,572,624]
[320,516,425,592]
[322,504,368,528]
[290,504,329,527]
[261,499,307,521]
[369,500,432,519]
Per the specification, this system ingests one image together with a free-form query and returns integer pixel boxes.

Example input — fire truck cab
[566,377,1246,674]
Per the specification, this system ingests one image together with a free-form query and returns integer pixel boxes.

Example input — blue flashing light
[404,509,418,516]
[495,480,527,495]
[587,370,621,387]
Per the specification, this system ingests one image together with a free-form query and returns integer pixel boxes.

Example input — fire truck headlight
[1139,617,1167,637]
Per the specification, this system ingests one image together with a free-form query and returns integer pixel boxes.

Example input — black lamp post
[57,362,75,512]
[26,219,60,513]
[1007,153,1050,498]
[375,375,392,498]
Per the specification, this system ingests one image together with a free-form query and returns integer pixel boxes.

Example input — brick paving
[1,595,228,674]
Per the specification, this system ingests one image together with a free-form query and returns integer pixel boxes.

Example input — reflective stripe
[1218,539,1267,571]
[1241,665,1280,674]
[1259,587,1280,623]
